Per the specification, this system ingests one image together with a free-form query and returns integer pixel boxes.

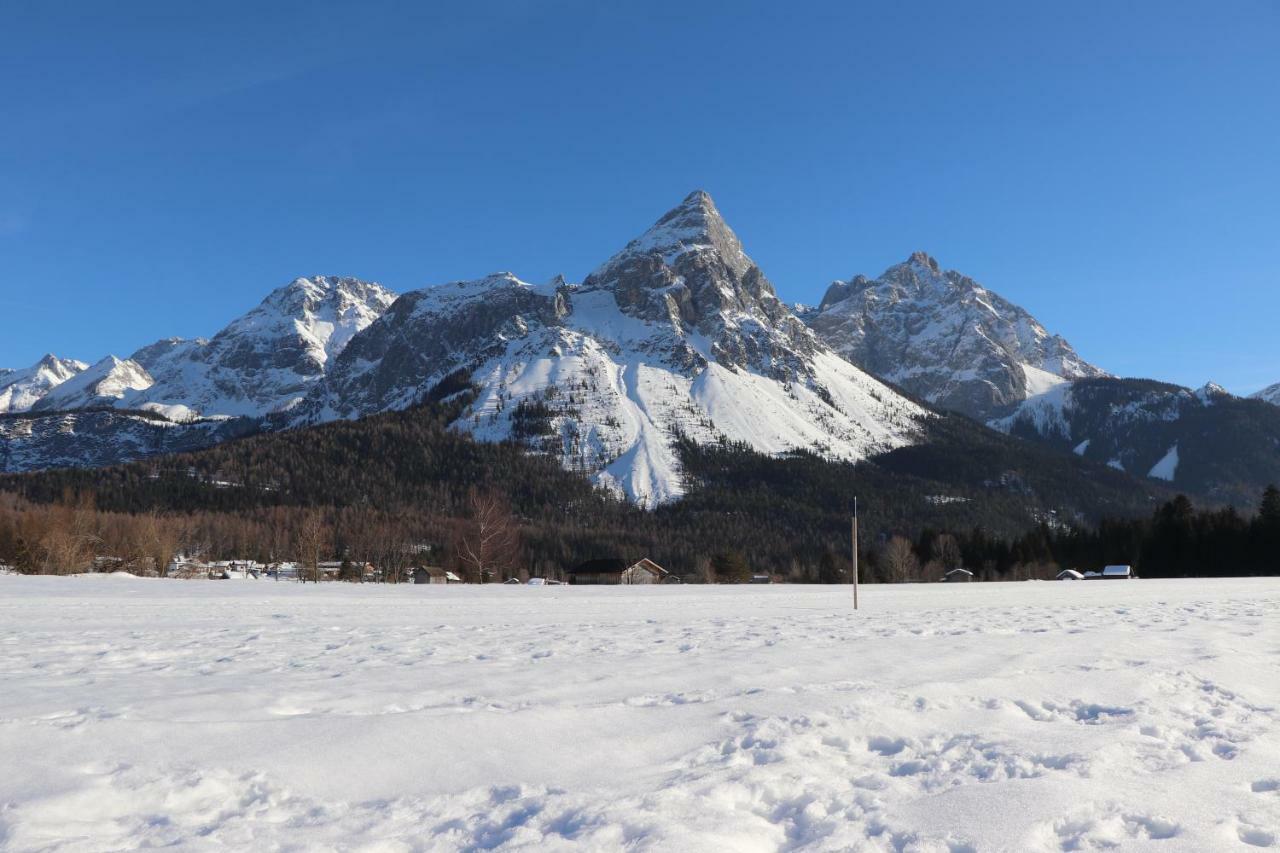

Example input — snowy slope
[32,355,153,411]
[0,354,88,413]
[2,577,1278,851]
[990,376,1280,502]
[301,192,927,504]
[1251,382,1280,407]
[800,253,1105,420]
[126,276,397,417]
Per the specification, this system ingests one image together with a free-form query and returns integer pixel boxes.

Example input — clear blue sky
[2,1,1277,392]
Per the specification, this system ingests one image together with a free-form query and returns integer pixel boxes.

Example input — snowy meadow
[1,576,1277,852]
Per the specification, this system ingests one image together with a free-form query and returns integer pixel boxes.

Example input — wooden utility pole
[852,497,859,610]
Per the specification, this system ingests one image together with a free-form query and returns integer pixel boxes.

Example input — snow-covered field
[1,577,1278,852]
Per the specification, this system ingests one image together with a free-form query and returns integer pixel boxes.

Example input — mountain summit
[800,254,1104,419]
[0,354,89,413]
[126,275,397,418]
[32,355,153,411]
[298,191,926,504]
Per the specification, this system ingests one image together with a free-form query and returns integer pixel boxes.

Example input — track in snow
[0,577,1277,851]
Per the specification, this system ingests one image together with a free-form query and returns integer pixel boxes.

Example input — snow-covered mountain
[992,376,1280,505]
[299,191,928,504]
[125,276,397,418]
[800,253,1105,420]
[1250,383,1280,407]
[0,355,89,413]
[31,356,153,412]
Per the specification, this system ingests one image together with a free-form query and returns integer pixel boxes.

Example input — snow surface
[1020,362,1070,398]
[1,576,1277,851]
[1148,444,1180,482]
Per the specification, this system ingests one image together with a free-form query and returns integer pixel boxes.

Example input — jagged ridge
[800,252,1105,420]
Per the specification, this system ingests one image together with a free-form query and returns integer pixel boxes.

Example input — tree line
[3,484,1277,582]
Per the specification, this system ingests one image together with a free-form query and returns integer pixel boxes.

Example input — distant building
[1099,564,1134,579]
[749,574,773,584]
[1056,569,1085,581]
[412,566,449,585]
[943,568,974,583]
[568,558,670,585]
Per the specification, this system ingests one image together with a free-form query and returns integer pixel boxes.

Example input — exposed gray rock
[800,252,1104,420]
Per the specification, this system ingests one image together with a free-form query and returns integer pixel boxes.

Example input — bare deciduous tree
[933,533,963,572]
[882,535,919,583]
[458,489,519,583]
[296,511,330,583]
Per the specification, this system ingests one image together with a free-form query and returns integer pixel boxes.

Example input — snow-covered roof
[1102,565,1132,577]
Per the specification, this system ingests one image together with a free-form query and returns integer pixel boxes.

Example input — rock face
[800,253,1104,420]
[127,276,397,418]
[300,191,927,505]
[0,355,89,413]
[991,376,1280,506]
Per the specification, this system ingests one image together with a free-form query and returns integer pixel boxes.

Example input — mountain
[800,253,1105,420]
[0,355,89,413]
[125,276,397,418]
[0,277,394,473]
[31,355,153,412]
[993,377,1280,506]
[1250,383,1280,407]
[297,191,928,505]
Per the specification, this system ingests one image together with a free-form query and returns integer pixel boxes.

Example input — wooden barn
[412,566,452,585]
[568,558,670,585]
[943,568,974,583]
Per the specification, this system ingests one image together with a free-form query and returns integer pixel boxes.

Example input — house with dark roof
[412,566,459,584]
[568,558,670,585]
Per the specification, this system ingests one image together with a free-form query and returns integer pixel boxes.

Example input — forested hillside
[0,379,1214,580]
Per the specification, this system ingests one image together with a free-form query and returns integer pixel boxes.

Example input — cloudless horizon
[2,1,1277,393]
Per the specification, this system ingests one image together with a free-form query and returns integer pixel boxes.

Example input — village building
[943,568,974,583]
[412,567,461,584]
[568,558,670,585]
[1057,569,1085,581]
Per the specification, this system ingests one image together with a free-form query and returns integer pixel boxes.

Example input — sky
[1,0,1277,393]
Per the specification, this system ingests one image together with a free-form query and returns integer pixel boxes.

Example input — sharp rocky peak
[35,353,88,373]
[803,252,1105,420]
[582,190,797,348]
[261,275,394,315]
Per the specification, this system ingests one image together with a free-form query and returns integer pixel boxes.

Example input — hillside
[993,377,1280,507]
[0,379,1171,577]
